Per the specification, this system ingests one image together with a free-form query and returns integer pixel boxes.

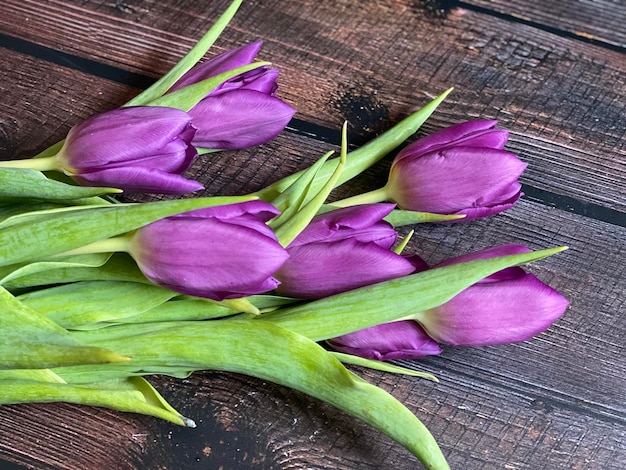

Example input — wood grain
[0,0,625,468]
[463,0,626,51]
[2,0,626,212]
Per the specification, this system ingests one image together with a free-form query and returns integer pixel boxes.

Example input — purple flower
[417,244,569,346]
[126,200,289,300]
[169,42,296,149]
[328,321,442,361]
[327,244,568,361]
[386,120,527,220]
[274,204,426,299]
[55,106,202,194]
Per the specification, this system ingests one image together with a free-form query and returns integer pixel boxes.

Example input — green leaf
[255,88,453,202]
[125,0,243,106]
[97,297,235,326]
[0,253,113,289]
[273,123,348,247]
[383,208,467,226]
[65,320,449,468]
[257,247,568,341]
[2,253,148,292]
[330,352,438,381]
[0,369,66,383]
[0,168,121,202]
[18,280,179,329]
[108,294,297,326]
[0,286,129,369]
[269,151,334,217]
[0,378,194,427]
[0,195,254,266]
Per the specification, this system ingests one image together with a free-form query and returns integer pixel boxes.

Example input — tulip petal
[74,167,204,195]
[290,204,398,247]
[275,239,417,299]
[328,321,442,361]
[169,41,263,92]
[419,273,569,346]
[190,90,296,149]
[394,120,507,165]
[214,68,279,96]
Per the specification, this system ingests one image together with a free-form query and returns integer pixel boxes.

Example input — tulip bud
[54,106,202,194]
[127,200,289,300]
[274,204,425,299]
[168,42,296,149]
[386,120,526,220]
[415,244,569,346]
[327,321,442,361]
[331,120,526,221]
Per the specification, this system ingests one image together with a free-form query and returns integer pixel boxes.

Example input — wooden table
[1,1,624,468]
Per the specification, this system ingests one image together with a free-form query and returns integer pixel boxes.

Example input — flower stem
[55,236,131,257]
[0,156,60,171]
[330,186,391,207]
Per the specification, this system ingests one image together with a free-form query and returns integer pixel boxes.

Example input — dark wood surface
[1,0,624,468]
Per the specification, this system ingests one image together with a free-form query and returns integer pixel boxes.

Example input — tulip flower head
[127,200,289,300]
[169,42,296,150]
[332,121,526,221]
[328,320,443,361]
[274,204,426,299]
[54,106,202,194]
[415,244,569,346]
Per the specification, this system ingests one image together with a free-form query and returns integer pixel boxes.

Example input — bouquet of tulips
[0,1,569,469]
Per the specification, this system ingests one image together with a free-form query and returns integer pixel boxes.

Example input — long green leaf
[0,378,194,427]
[0,253,112,288]
[331,352,438,381]
[257,247,567,341]
[269,151,334,219]
[0,253,147,291]
[18,280,178,329]
[0,287,129,369]
[66,320,449,469]
[0,195,254,266]
[0,168,121,201]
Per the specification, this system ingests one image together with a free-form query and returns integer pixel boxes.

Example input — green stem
[330,186,391,207]
[0,156,60,171]
[55,236,131,257]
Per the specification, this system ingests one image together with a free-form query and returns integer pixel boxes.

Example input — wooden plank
[0,183,625,470]
[0,46,625,468]
[462,0,626,51]
[2,0,625,213]
[1,1,625,468]
[2,9,625,407]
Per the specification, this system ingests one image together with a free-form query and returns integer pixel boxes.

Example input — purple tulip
[327,321,442,361]
[55,106,202,194]
[416,244,569,346]
[126,200,289,300]
[274,204,426,299]
[386,120,527,220]
[169,42,296,149]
